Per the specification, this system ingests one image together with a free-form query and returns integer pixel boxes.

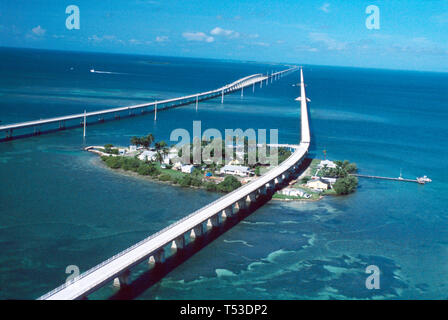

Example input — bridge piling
[207,215,220,230]
[246,192,257,204]
[149,249,165,265]
[221,207,232,220]
[171,235,186,251]
[190,224,204,240]
[154,103,157,121]
[113,269,130,288]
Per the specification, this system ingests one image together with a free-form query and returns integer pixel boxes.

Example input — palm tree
[130,136,140,147]
[141,133,154,149]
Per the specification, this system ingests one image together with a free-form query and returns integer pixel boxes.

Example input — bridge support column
[221,90,224,104]
[274,176,283,186]
[207,214,220,230]
[5,129,12,139]
[253,83,255,93]
[171,235,186,251]
[149,249,165,265]
[196,96,198,111]
[260,81,262,88]
[235,200,246,213]
[221,207,233,220]
[265,182,274,194]
[258,186,267,196]
[113,269,130,288]
[154,103,157,121]
[241,87,244,98]
[246,192,257,204]
[190,224,204,240]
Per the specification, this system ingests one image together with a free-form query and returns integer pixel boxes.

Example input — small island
[272,158,358,201]
[86,134,358,200]
[86,134,293,193]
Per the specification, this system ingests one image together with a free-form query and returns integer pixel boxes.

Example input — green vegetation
[101,156,160,176]
[131,134,154,149]
[103,144,119,155]
[216,176,241,193]
[97,133,292,195]
[320,160,357,178]
[301,176,311,184]
[318,160,358,195]
[333,175,358,195]
[177,137,292,169]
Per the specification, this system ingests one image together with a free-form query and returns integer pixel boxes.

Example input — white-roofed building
[220,165,253,177]
[181,164,195,174]
[318,160,336,169]
[138,150,157,162]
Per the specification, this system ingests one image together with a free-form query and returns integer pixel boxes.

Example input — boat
[90,68,95,73]
[417,176,432,184]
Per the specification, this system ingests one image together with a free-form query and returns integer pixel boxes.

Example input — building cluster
[123,144,255,179]
[305,159,337,192]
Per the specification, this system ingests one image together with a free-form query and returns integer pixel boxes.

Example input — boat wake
[90,68,127,75]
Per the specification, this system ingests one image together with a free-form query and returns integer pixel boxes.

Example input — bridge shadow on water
[108,192,275,300]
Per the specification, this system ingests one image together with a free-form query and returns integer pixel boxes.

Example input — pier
[352,174,431,184]
[38,68,310,300]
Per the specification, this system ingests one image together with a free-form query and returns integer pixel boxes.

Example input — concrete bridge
[0,68,297,140]
[38,67,310,300]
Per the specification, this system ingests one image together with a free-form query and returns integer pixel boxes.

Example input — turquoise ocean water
[0,47,447,299]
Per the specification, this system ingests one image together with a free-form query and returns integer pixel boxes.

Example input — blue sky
[1,0,447,71]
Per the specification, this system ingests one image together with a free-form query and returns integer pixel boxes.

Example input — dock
[352,174,431,184]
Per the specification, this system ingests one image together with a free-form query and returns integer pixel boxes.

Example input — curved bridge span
[0,68,297,140]
[38,68,310,300]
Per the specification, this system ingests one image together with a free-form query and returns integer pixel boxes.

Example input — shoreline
[86,147,338,202]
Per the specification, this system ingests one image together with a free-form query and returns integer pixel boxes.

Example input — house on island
[181,164,195,174]
[220,165,254,177]
[280,188,311,199]
[321,177,337,187]
[307,179,329,191]
[138,150,157,162]
[318,159,336,169]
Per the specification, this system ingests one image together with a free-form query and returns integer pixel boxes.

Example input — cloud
[182,32,214,42]
[32,25,46,36]
[88,34,124,44]
[309,32,346,51]
[253,42,270,47]
[210,27,240,39]
[129,39,142,45]
[155,35,169,42]
[319,3,331,13]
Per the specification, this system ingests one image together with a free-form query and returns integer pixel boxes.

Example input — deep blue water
[0,47,447,299]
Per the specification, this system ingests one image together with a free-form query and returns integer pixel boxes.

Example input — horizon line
[1,45,447,75]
